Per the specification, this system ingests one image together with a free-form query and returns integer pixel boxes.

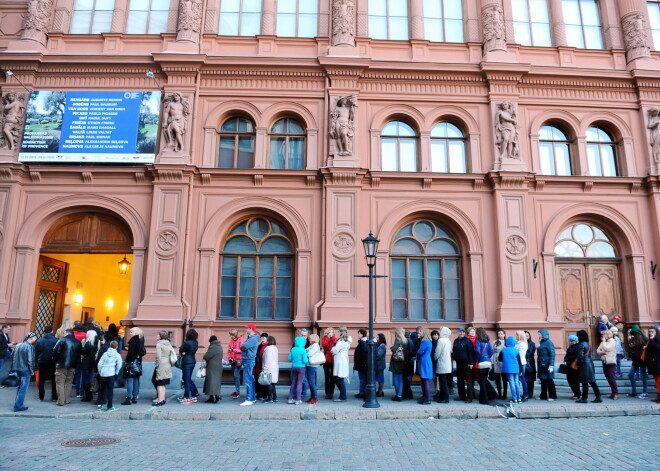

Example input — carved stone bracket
[622,12,650,63]
[21,0,54,46]
[176,0,203,44]
[481,3,506,53]
[331,0,356,47]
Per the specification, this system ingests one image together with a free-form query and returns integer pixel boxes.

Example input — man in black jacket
[453,327,475,403]
[35,326,58,401]
[0,324,15,382]
[353,329,368,398]
[52,329,81,406]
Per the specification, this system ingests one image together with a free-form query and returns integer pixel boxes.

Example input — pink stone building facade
[0,0,659,355]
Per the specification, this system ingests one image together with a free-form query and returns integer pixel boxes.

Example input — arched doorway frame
[541,203,649,324]
[9,195,147,322]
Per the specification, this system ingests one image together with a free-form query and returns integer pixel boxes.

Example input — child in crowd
[96,340,123,412]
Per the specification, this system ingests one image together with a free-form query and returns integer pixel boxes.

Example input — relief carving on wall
[22,0,54,46]
[329,95,357,156]
[1,92,26,151]
[332,233,355,257]
[505,234,527,258]
[494,101,520,160]
[156,229,179,253]
[622,12,650,63]
[331,0,356,47]
[648,107,660,164]
[481,3,506,53]
[162,92,191,152]
[176,0,203,43]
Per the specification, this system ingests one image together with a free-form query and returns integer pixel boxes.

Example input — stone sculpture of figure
[2,93,26,151]
[332,0,356,47]
[482,4,506,53]
[622,12,650,62]
[162,93,190,152]
[176,0,203,43]
[22,0,54,46]
[329,95,357,156]
[648,107,660,164]
[495,101,519,160]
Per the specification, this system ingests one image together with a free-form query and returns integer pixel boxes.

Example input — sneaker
[13,406,28,412]
[107,407,118,412]
[295,400,302,405]
[239,400,255,406]
[180,399,190,405]
[177,396,186,403]
[638,394,648,399]
[548,398,556,402]
[262,399,273,404]
[231,392,240,399]
[287,399,295,404]
[309,398,318,404]
[628,393,638,397]
[189,397,197,403]
[96,405,103,410]
[333,398,346,402]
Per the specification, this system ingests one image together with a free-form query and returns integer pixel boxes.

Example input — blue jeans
[392,373,403,398]
[126,376,140,399]
[182,363,197,399]
[74,365,82,394]
[301,371,309,397]
[334,376,346,400]
[629,365,648,395]
[243,360,255,401]
[507,373,521,401]
[231,364,242,394]
[306,366,318,399]
[81,369,94,386]
[14,370,30,411]
[358,371,366,395]
[520,367,529,397]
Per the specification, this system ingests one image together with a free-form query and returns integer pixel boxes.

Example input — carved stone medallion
[505,234,526,258]
[156,229,179,253]
[332,233,355,257]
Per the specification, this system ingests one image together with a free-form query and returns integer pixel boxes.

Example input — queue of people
[5,319,660,412]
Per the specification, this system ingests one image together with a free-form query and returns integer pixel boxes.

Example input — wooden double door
[557,262,623,350]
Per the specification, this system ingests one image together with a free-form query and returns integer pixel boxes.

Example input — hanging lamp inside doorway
[118,255,131,275]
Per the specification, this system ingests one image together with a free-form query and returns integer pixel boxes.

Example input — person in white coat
[331,327,352,402]
[261,336,279,403]
[433,327,452,403]
[96,340,123,411]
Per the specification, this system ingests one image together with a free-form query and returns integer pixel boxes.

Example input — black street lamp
[357,232,384,408]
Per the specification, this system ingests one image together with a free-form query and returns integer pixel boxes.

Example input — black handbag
[175,355,183,369]
[125,359,142,376]
[557,363,567,374]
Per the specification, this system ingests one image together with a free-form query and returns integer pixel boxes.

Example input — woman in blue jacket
[287,337,308,405]
[499,336,523,403]
[475,327,494,404]
[416,328,433,405]
[536,329,557,401]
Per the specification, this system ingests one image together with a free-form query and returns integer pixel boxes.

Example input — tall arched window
[423,0,463,42]
[650,1,660,49]
[70,0,115,34]
[512,0,552,46]
[268,118,305,169]
[586,126,617,176]
[218,0,262,36]
[554,223,616,258]
[126,0,169,34]
[562,0,604,49]
[539,125,572,175]
[381,121,417,172]
[276,0,318,37]
[219,217,294,319]
[218,116,255,168]
[368,0,409,40]
[430,122,466,173]
[391,220,462,321]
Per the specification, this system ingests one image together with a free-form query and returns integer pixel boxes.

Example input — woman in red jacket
[321,327,337,400]
[227,329,244,399]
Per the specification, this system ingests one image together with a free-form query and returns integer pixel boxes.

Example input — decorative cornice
[29,171,41,183]
[81,172,93,184]
[135,172,147,184]
[422,178,432,189]
[201,173,211,185]
[583,181,593,192]
[254,174,263,186]
[154,169,184,182]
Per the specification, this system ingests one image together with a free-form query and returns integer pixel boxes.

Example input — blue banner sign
[19,90,161,163]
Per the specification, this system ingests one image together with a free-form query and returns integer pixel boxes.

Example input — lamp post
[357,232,383,408]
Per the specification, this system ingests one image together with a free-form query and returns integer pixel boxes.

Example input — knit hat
[209,335,218,342]
[629,325,643,335]
[568,335,578,342]
[25,332,37,340]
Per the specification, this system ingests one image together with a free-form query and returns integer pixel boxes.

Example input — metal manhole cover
[61,438,121,447]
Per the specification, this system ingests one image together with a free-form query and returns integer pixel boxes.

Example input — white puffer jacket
[97,347,122,378]
[434,327,452,374]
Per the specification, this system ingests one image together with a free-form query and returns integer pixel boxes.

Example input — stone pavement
[0,416,658,471]
[0,382,658,421]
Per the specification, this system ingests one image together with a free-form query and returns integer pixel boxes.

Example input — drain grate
[61,438,121,448]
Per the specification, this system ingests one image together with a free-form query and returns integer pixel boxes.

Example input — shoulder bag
[168,347,178,366]
[196,364,206,378]
[258,370,272,386]
[309,350,326,366]
[392,346,405,362]
[125,358,142,376]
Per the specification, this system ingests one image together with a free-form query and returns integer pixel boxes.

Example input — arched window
[539,125,572,175]
[70,0,115,34]
[554,223,617,258]
[512,0,552,46]
[368,0,409,40]
[391,220,462,321]
[218,117,255,168]
[219,217,294,319]
[268,118,305,169]
[423,0,463,42]
[430,122,466,173]
[126,0,169,34]
[381,121,417,172]
[562,0,604,49]
[586,126,617,176]
[650,1,660,50]
[276,0,318,37]
[218,0,261,36]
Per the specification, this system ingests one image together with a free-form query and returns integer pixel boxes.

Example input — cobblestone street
[1,416,658,471]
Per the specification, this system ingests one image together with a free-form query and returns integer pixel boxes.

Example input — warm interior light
[118,255,131,275]
[105,298,114,310]
[73,293,83,304]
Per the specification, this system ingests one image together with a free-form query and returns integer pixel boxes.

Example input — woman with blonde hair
[153,331,173,406]
[417,327,434,405]
[305,333,323,404]
[389,328,407,401]
[321,327,338,399]
[80,329,99,402]
[56,319,73,339]
[331,327,352,402]
[122,326,146,405]
[597,329,618,400]
[514,330,529,401]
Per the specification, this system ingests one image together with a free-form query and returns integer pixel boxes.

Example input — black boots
[81,385,93,402]
[121,397,132,405]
